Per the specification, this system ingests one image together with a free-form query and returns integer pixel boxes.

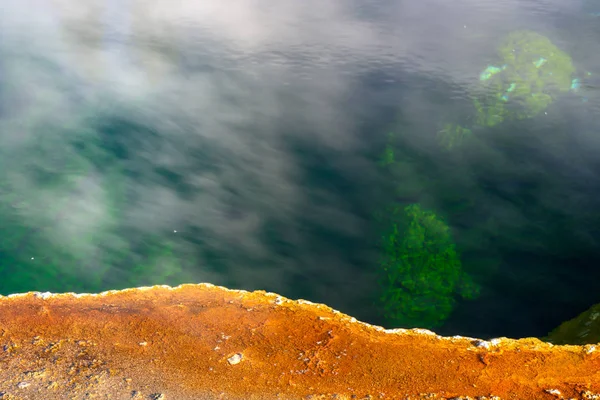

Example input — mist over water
[0,0,599,341]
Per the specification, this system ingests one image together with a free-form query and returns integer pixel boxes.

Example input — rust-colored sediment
[0,283,599,400]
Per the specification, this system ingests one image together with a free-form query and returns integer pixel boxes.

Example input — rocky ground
[0,283,599,400]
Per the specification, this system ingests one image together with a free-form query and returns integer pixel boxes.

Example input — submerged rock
[473,31,575,128]
[0,283,599,399]
[436,30,593,150]
[544,302,600,346]
[375,203,480,330]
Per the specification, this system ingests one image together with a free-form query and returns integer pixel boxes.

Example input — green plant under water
[474,30,575,127]
[375,203,481,329]
[437,123,473,150]
[437,30,577,150]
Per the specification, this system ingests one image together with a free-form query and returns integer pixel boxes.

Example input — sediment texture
[0,283,599,399]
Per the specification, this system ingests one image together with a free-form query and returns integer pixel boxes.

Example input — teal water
[0,0,599,342]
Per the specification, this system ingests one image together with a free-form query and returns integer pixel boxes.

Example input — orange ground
[0,283,599,399]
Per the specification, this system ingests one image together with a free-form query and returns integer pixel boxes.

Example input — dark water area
[0,0,600,342]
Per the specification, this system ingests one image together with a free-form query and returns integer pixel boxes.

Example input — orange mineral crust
[0,283,599,400]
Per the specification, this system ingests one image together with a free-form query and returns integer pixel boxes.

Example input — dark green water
[1,0,599,342]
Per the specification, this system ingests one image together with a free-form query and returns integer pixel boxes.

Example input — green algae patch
[437,123,473,150]
[375,203,481,329]
[474,30,575,127]
[379,142,396,167]
[437,30,577,150]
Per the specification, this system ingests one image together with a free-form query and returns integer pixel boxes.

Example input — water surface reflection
[0,0,599,341]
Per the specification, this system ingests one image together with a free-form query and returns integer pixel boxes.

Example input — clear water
[0,0,599,342]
